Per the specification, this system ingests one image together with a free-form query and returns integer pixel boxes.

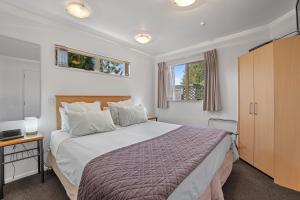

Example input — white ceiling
[3,0,296,56]
[0,35,40,61]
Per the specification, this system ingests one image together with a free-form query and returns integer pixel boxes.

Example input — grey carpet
[3,160,300,200]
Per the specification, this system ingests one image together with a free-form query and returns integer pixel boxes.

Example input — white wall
[154,9,297,127]
[269,10,297,39]
[0,4,155,182]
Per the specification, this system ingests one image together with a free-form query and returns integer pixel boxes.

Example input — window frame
[171,58,205,102]
[55,45,130,78]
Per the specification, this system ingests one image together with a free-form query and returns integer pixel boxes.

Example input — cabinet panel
[274,36,300,191]
[238,53,255,165]
[253,43,274,177]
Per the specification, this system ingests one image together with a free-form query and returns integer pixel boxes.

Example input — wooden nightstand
[0,133,44,199]
[148,115,158,121]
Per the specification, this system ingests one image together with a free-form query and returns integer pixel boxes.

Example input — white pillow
[107,99,133,125]
[62,101,101,112]
[66,110,116,137]
[59,107,70,131]
[117,105,147,127]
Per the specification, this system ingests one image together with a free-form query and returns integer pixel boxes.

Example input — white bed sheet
[50,121,232,200]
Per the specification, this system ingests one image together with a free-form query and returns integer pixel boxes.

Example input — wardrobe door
[238,53,255,165]
[274,36,300,191]
[253,43,274,177]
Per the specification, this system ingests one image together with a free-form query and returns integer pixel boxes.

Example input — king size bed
[48,96,238,200]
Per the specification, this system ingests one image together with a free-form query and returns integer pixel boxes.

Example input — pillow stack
[59,99,149,137]
[107,99,133,125]
[59,101,116,137]
[107,100,148,127]
[117,104,148,127]
[67,110,115,137]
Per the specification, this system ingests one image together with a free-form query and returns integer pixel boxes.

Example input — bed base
[48,151,233,200]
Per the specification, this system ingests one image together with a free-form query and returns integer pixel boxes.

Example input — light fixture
[25,117,38,135]
[134,34,152,44]
[200,21,206,26]
[174,0,196,7]
[66,1,91,19]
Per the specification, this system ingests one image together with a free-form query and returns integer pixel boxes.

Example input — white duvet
[50,121,233,200]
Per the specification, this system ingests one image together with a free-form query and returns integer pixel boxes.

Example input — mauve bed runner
[78,126,228,200]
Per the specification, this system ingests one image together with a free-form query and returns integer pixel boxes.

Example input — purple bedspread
[78,126,227,200]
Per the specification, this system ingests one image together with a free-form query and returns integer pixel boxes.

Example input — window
[55,45,130,77]
[100,59,129,76]
[173,60,205,101]
[68,52,96,71]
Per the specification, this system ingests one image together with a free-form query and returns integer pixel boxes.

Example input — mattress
[50,121,233,200]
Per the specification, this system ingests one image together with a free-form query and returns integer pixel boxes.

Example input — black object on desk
[0,129,23,141]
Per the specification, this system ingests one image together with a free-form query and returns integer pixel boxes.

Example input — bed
[49,96,237,200]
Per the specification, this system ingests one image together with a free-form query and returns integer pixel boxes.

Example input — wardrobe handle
[249,102,253,115]
[254,102,258,115]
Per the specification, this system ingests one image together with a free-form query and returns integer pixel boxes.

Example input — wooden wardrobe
[238,35,300,192]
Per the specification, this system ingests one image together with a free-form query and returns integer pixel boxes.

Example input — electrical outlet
[48,96,55,106]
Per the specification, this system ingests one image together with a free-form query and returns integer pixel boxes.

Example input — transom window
[173,60,205,101]
[55,45,130,77]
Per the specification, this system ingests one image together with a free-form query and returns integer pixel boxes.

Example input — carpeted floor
[223,161,300,200]
[3,160,300,200]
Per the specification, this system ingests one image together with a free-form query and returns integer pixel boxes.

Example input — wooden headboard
[56,95,131,130]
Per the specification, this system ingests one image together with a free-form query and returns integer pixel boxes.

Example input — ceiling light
[174,0,196,7]
[200,21,206,26]
[66,1,91,19]
[134,34,152,44]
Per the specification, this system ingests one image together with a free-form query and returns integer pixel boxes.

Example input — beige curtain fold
[157,62,169,109]
[203,49,222,112]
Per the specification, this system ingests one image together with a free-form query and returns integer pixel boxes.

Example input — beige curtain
[157,62,169,109]
[203,49,222,112]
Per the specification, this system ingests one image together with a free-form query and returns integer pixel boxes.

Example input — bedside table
[0,133,44,199]
[148,115,158,121]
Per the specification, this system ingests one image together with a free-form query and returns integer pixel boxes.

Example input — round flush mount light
[174,0,196,7]
[134,33,152,44]
[66,1,91,19]
[200,21,206,26]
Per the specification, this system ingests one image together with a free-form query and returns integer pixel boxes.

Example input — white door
[23,70,41,118]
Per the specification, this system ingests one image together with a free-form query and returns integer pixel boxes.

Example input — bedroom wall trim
[155,25,270,61]
[155,9,295,62]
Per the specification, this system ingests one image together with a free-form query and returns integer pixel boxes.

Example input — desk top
[0,133,44,147]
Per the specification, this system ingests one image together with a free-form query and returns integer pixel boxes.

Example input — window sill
[55,66,130,79]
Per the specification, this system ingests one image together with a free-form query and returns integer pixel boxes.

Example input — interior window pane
[68,52,96,71]
[100,59,126,76]
[55,45,130,77]
[173,60,205,101]
[56,48,68,67]
[174,64,186,101]
[187,61,205,100]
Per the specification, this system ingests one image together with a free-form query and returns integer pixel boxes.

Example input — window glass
[100,59,129,76]
[68,52,96,71]
[174,64,186,101]
[173,60,205,101]
[55,45,130,77]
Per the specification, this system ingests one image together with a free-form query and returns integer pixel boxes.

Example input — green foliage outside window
[68,52,95,71]
[56,45,130,77]
[100,60,124,75]
[179,61,206,100]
